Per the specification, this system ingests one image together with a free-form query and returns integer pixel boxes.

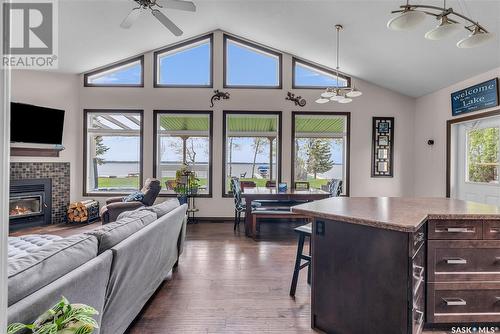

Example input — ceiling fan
[120,0,196,36]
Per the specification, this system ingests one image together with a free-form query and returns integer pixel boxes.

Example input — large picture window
[292,112,349,195]
[154,111,213,196]
[223,111,281,195]
[84,56,144,87]
[154,34,213,87]
[84,110,143,195]
[224,35,282,88]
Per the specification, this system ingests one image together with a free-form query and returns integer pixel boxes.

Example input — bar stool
[290,222,312,297]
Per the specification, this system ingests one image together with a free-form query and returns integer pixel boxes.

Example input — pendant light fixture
[315,25,362,105]
[388,0,493,48]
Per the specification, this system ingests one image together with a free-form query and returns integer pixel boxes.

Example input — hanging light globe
[425,16,462,40]
[387,9,426,31]
[338,97,353,104]
[457,26,495,48]
[315,98,330,104]
[346,88,363,98]
[321,91,335,98]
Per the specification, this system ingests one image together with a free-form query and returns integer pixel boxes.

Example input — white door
[452,116,500,205]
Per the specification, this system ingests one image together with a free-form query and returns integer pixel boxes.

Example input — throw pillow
[122,191,144,202]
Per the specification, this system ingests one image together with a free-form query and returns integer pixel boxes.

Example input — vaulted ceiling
[59,0,500,97]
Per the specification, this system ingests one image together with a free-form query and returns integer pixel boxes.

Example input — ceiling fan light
[331,95,344,101]
[387,10,427,31]
[346,89,363,98]
[457,28,494,48]
[338,97,353,104]
[315,98,330,104]
[321,91,335,98]
[425,17,462,40]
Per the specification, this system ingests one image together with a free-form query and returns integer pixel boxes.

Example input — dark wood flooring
[11,221,445,333]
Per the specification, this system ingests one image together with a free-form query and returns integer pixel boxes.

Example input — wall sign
[372,117,394,178]
[451,78,499,116]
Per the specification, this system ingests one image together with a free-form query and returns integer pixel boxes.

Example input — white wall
[11,30,416,217]
[10,71,81,201]
[414,66,500,197]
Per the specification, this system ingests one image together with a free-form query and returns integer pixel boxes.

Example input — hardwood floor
[126,223,446,334]
[11,221,446,333]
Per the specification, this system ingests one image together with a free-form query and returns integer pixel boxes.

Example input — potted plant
[8,297,99,334]
[174,165,200,202]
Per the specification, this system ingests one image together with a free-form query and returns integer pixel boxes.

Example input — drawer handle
[438,227,474,233]
[490,228,500,233]
[443,298,467,306]
[445,257,467,265]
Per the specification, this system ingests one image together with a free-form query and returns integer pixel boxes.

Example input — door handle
[443,227,474,233]
[442,298,467,306]
[445,257,467,265]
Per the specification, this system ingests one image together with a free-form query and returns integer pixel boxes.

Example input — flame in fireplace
[10,205,33,216]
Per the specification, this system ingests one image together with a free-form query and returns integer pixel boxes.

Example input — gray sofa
[8,201,187,334]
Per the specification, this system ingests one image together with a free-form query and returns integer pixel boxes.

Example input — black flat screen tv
[11,102,65,145]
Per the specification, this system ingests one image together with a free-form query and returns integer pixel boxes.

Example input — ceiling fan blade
[156,0,196,12]
[120,8,144,29]
[152,10,183,36]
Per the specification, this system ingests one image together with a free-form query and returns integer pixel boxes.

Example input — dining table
[240,187,331,237]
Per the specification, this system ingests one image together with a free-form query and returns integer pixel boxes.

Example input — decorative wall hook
[286,92,306,107]
[210,90,230,108]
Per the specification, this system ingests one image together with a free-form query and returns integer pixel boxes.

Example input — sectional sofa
[7,201,188,334]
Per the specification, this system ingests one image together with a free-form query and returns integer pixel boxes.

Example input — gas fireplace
[9,179,52,231]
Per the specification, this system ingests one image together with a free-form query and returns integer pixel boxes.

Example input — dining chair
[328,179,343,197]
[294,181,310,190]
[230,177,245,230]
[265,180,276,188]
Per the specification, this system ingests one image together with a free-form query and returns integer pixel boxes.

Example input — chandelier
[387,0,493,48]
[315,25,362,104]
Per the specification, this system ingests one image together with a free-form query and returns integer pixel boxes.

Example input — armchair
[99,178,162,224]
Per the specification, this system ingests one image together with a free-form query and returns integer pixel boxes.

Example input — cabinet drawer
[428,240,500,282]
[428,220,482,240]
[484,220,500,240]
[427,282,500,323]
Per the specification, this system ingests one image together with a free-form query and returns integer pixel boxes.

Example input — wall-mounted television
[10,102,65,145]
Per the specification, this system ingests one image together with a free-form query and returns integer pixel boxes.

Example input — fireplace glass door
[9,195,43,218]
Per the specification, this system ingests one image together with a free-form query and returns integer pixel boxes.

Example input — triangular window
[293,58,350,89]
[84,56,143,87]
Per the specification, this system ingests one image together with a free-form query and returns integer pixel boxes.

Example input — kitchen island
[292,197,500,334]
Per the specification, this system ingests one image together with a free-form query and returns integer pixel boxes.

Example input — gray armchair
[99,178,161,224]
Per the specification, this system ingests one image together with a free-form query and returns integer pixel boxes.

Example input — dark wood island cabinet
[292,197,500,334]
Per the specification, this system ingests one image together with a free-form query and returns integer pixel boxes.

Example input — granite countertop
[291,197,500,232]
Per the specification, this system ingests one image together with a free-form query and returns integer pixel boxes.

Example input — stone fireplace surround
[10,162,70,224]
